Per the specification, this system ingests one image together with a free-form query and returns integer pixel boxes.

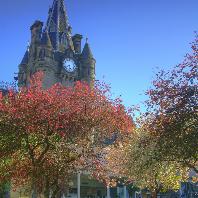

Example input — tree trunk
[151,191,157,198]
[31,179,38,198]
[44,178,50,198]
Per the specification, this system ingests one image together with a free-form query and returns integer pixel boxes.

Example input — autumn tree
[106,130,188,198]
[0,72,133,198]
[118,36,198,197]
[124,130,188,198]
[142,35,198,175]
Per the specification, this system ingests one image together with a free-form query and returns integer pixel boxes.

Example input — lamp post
[123,186,127,198]
[77,172,81,198]
[107,186,110,198]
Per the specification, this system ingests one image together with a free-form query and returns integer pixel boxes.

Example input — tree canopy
[143,36,198,174]
[0,72,134,197]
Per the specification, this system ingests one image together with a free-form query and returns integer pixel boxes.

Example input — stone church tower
[18,0,96,88]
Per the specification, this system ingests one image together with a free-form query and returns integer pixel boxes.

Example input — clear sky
[0,0,198,108]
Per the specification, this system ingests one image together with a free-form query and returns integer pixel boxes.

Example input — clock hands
[63,58,76,72]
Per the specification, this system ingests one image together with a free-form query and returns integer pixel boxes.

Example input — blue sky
[0,0,198,108]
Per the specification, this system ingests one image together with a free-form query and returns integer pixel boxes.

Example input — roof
[20,50,29,65]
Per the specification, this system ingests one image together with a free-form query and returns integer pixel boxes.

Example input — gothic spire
[46,0,74,51]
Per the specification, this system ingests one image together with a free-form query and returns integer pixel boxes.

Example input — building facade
[18,0,95,89]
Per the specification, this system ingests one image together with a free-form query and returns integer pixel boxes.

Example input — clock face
[63,58,76,72]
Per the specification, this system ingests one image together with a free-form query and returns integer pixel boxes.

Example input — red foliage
[0,72,134,191]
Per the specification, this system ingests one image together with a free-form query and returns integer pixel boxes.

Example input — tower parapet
[30,21,43,45]
[72,34,83,54]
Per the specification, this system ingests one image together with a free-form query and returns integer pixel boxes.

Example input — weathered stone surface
[18,0,96,89]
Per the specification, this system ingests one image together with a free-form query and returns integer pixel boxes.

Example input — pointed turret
[46,0,74,51]
[81,40,94,59]
[80,39,96,85]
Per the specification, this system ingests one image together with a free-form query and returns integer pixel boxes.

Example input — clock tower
[18,0,96,88]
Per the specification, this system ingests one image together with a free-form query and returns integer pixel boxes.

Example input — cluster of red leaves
[0,72,134,192]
